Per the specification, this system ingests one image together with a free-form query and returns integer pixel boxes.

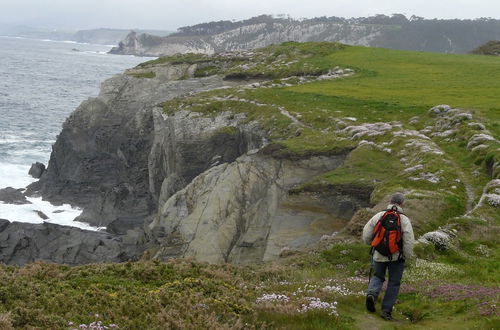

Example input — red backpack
[370,206,403,260]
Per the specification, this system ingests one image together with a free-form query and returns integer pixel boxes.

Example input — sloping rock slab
[148,152,360,264]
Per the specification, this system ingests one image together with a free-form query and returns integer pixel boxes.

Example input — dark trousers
[367,259,405,312]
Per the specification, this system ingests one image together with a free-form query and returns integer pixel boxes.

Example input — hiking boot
[365,295,376,313]
[380,311,393,321]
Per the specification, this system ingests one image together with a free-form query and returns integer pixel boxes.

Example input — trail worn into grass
[355,313,383,330]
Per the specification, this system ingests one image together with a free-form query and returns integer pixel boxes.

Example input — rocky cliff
[109,14,500,56]
[148,150,368,264]
[109,21,384,57]
[0,41,498,330]
[20,43,371,265]
[28,61,234,232]
[15,41,499,266]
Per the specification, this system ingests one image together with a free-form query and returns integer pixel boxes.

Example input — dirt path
[354,312,408,330]
[457,170,476,213]
[356,314,381,330]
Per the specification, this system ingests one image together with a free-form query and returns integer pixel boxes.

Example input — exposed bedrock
[147,150,371,264]
[21,60,372,265]
[0,187,31,205]
[0,219,141,266]
[148,109,267,206]
[28,162,46,179]
[27,64,252,233]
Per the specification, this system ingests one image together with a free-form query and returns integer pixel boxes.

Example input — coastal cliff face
[29,63,234,232]
[19,42,499,266]
[148,151,370,264]
[110,31,215,56]
[109,15,500,57]
[23,44,370,265]
[109,22,386,57]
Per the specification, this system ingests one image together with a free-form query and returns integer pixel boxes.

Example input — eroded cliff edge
[109,15,500,57]
[18,42,498,266]
[20,44,372,265]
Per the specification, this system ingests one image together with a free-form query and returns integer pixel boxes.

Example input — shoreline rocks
[28,162,45,178]
[0,187,31,205]
[0,220,142,265]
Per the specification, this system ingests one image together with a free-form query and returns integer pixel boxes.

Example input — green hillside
[293,46,500,134]
[0,43,498,329]
[159,42,499,230]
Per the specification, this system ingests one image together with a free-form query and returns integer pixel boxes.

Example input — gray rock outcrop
[27,62,247,231]
[109,15,500,57]
[110,31,214,57]
[0,219,141,265]
[28,162,45,178]
[19,52,370,266]
[34,210,49,220]
[418,227,458,251]
[0,187,31,205]
[148,151,370,264]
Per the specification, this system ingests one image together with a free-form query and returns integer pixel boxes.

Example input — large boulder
[28,162,46,178]
[418,227,457,251]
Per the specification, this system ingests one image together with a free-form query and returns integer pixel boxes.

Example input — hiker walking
[362,193,414,320]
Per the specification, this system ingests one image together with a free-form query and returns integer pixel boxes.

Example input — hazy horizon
[0,0,499,31]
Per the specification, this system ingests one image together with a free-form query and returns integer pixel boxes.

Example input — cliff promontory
[0,39,498,329]
[109,14,500,56]
[23,43,367,265]
[15,42,498,268]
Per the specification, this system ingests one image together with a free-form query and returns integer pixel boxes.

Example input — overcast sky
[1,0,499,30]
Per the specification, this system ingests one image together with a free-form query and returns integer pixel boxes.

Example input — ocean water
[0,36,151,230]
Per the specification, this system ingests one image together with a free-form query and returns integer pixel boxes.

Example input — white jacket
[362,204,415,262]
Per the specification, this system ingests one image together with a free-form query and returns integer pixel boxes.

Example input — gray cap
[390,193,405,205]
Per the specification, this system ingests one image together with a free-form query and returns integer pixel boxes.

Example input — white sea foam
[0,197,104,231]
[0,163,104,231]
[1,37,149,232]
[0,164,104,231]
[0,136,48,144]
[0,164,35,189]
[83,50,109,55]
[41,39,82,45]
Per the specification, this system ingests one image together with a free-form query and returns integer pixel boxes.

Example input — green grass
[161,42,500,149]
[158,41,498,230]
[224,42,348,79]
[126,71,156,79]
[0,240,497,329]
[194,65,221,77]
[318,145,404,189]
[289,46,500,136]
[2,42,498,329]
[137,53,212,67]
